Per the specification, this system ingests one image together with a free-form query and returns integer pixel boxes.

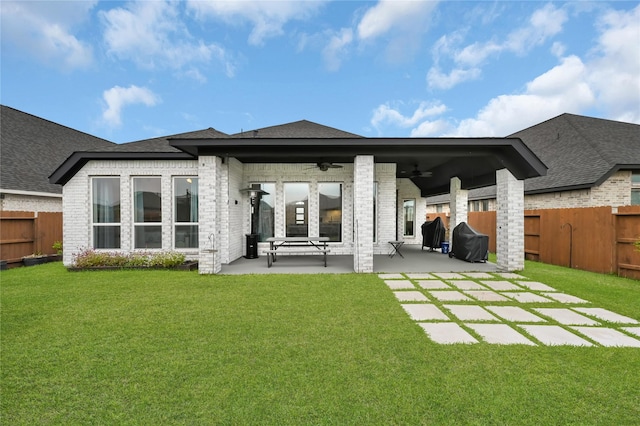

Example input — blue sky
[1,1,639,143]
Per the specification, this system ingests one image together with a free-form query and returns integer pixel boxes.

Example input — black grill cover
[421,217,446,251]
[451,222,488,262]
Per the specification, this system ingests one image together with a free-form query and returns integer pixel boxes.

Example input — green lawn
[2,262,639,425]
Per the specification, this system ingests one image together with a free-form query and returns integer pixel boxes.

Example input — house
[426,113,640,213]
[1,105,115,212]
[50,119,546,274]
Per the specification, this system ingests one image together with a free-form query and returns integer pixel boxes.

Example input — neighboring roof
[95,128,229,153]
[1,105,115,195]
[231,120,363,139]
[426,113,640,204]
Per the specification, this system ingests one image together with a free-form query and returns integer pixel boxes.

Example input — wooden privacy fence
[427,207,640,278]
[0,211,63,265]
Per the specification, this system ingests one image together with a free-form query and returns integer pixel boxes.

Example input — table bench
[264,237,330,268]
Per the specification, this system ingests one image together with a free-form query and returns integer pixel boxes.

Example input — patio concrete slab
[516,281,557,292]
[496,273,526,279]
[480,280,523,291]
[405,273,436,279]
[573,308,639,324]
[416,280,450,289]
[505,292,554,303]
[466,323,536,345]
[443,305,498,321]
[429,291,473,301]
[418,323,478,344]
[379,273,405,279]
[432,272,466,279]
[448,280,487,290]
[401,304,449,321]
[384,280,415,290]
[394,291,429,302]
[542,293,589,304]
[533,308,600,325]
[571,327,640,347]
[622,327,640,338]
[519,325,594,346]
[463,272,495,279]
[486,306,547,323]
[464,291,511,302]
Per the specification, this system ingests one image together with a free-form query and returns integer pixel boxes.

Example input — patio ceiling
[170,137,547,197]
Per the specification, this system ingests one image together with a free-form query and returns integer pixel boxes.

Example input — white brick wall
[449,177,468,243]
[353,156,374,272]
[375,164,397,254]
[0,193,62,212]
[496,169,524,271]
[198,156,221,274]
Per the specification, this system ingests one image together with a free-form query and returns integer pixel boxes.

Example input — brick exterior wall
[198,156,221,274]
[0,193,62,212]
[449,177,468,243]
[353,156,374,272]
[496,169,524,271]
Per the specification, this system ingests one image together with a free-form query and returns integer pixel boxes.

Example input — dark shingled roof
[1,105,115,194]
[95,128,229,153]
[427,113,640,204]
[231,120,363,138]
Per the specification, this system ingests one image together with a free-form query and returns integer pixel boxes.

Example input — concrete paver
[448,280,487,290]
[496,273,526,279]
[432,272,466,279]
[405,273,435,279]
[533,308,600,325]
[466,323,536,345]
[571,327,640,347]
[394,291,428,302]
[379,273,405,279]
[443,305,498,321]
[542,293,589,304]
[429,291,473,301]
[463,272,494,279]
[464,290,511,302]
[486,306,547,323]
[480,280,523,291]
[416,280,450,289]
[506,292,554,303]
[418,322,478,344]
[519,325,594,346]
[573,308,639,324]
[516,281,557,292]
[623,327,640,338]
[384,280,415,289]
[401,304,449,321]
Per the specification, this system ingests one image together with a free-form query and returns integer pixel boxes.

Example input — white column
[198,156,221,274]
[353,155,374,273]
[449,176,468,243]
[496,168,524,271]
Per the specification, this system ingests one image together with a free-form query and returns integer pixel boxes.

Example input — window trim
[318,182,343,243]
[173,176,199,250]
[403,198,416,237]
[91,176,121,250]
[132,176,163,249]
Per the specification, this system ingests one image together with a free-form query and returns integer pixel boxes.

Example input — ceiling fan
[404,165,432,178]
[316,162,343,171]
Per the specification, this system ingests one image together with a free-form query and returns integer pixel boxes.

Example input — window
[92,177,121,249]
[632,173,640,205]
[470,199,489,212]
[319,183,342,242]
[285,183,308,237]
[174,177,198,249]
[251,183,275,242]
[373,182,378,242]
[403,199,415,237]
[133,177,162,249]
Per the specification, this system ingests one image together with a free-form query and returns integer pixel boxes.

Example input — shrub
[72,249,186,269]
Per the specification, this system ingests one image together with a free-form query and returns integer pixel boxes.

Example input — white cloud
[100,1,233,78]
[322,28,354,72]
[102,85,161,127]
[357,0,437,41]
[427,3,568,90]
[0,1,95,70]
[186,0,325,46]
[371,101,447,133]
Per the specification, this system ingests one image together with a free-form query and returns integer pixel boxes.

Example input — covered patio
[220,244,499,274]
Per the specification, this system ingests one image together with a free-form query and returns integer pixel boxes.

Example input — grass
[2,262,639,425]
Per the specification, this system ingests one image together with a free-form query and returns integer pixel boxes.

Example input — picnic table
[264,236,330,267]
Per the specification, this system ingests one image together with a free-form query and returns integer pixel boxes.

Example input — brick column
[496,168,524,271]
[198,156,221,274]
[353,155,374,273]
[449,177,468,243]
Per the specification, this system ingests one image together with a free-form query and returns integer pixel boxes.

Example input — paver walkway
[378,272,640,347]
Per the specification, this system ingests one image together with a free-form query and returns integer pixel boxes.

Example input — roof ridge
[561,114,615,166]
